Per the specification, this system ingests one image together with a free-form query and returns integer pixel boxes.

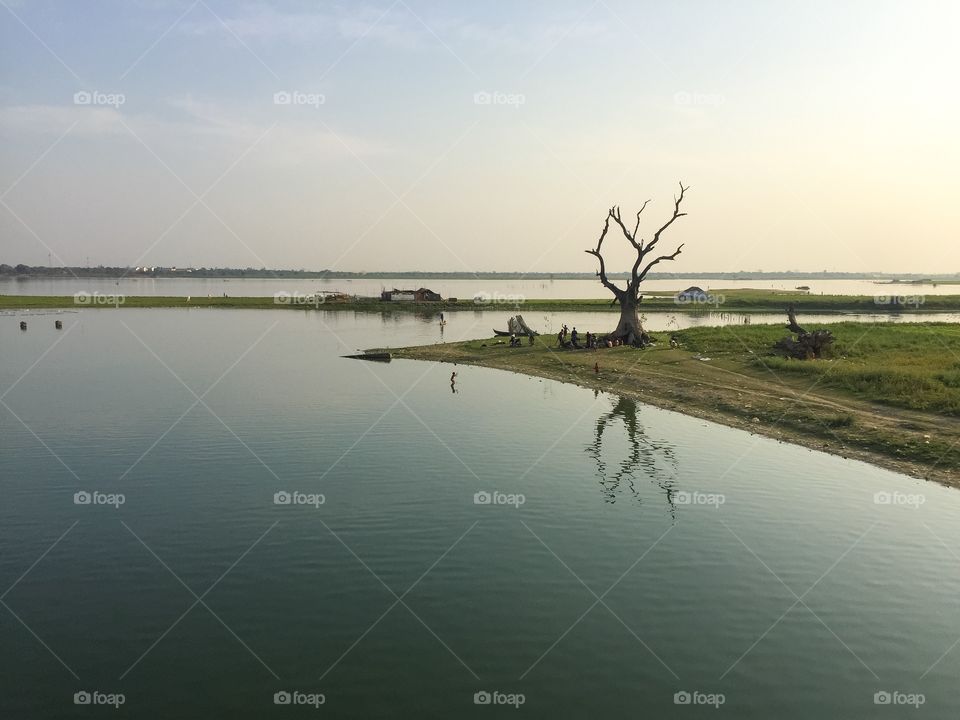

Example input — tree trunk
[612,297,645,346]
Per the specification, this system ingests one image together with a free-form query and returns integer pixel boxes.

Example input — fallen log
[773,306,834,359]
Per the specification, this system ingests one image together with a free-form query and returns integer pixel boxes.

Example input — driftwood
[773,306,834,359]
[507,315,538,336]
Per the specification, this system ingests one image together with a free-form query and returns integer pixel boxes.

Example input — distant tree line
[1,264,957,282]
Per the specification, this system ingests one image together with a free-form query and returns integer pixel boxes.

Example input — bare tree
[585,394,679,512]
[586,182,690,346]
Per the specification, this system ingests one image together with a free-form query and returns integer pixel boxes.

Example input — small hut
[676,286,709,302]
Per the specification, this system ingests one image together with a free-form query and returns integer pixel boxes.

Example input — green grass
[672,322,960,415]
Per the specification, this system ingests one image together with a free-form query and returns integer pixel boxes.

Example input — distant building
[381,289,415,302]
[381,288,441,302]
[415,288,442,301]
[675,286,709,301]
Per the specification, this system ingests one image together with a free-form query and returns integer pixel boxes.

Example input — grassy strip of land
[385,322,960,487]
[3,290,960,313]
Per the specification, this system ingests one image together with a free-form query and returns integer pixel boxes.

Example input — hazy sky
[1,0,958,273]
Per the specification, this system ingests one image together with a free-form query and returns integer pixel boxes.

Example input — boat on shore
[343,352,392,362]
[493,329,538,337]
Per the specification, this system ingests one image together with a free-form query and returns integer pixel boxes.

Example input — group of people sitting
[504,325,633,350]
[508,333,534,347]
[555,324,627,350]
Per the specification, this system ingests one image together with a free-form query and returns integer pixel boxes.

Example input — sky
[1,0,958,274]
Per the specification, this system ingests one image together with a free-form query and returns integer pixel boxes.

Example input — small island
[387,320,960,486]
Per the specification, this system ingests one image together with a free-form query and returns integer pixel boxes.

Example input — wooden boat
[493,329,538,337]
[343,352,392,362]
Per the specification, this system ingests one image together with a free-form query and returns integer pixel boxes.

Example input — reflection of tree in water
[586,394,679,512]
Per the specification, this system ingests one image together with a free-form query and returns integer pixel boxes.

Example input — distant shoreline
[3,292,960,313]
[2,266,959,283]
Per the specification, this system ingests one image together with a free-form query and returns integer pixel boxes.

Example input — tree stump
[773,306,834,359]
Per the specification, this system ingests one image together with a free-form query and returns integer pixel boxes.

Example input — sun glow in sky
[1,0,958,273]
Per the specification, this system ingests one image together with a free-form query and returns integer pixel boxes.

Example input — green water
[2,309,958,718]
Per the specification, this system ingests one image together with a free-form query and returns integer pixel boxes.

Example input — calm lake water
[3,309,959,718]
[7,307,960,343]
[4,275,960,298]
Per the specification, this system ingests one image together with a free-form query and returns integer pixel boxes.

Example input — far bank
[2,291,959,314]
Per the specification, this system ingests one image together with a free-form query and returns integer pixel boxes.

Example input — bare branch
[586,213,624,297]
[609,205,641,251]
[637,244,684,282]
[785,304,806,334]
[633,199,651,244]
[592,212,611,254]
[645,181,689,256]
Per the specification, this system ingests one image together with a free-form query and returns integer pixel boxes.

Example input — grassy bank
[386,322,960,486]
[3,290,960,313]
